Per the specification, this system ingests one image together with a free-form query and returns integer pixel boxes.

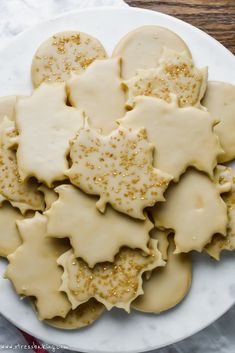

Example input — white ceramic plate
[0,7,235,353]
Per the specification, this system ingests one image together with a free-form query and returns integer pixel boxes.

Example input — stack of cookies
[0,26,234,329]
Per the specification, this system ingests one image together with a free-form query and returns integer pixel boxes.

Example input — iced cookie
[38,185,58,210]
[46,185,153,267]
[0,117,44,213]
[206,166,235,260]
[0,203,23,257]
[120,96,222,181]
[67,58,126,134]
[31,31,107,87]
[124,49,207,108]
[46,299,104,330]
[5,213,71,320]
[132,232,192,313]
[16,83,83,187]
[202,81,235,162]
[0,96,16,123]
[113,26,191,79]
[58,239,164,312]
[67,125,172,219]
[152,168,230,253]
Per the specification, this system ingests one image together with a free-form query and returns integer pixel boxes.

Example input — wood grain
[125,0,235,54]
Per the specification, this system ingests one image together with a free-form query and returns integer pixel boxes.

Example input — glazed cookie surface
[46,185,153,267]
[67,125,172,219]
[113,25,191,79]
[0,203,23,257]
[0,117,44,213]
[31,31,107,87]
[58,239,164,312]
[124,49,207,108]
[202,81,235,163]
[120,96,222,181]
[132,232,192,313]
[46,299,104,330]
[16,83,83,187]
[152,168,231,253]
[67,58,126,135]
[5,213,71,320]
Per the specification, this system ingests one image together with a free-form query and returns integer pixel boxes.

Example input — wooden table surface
[125,0,235,54]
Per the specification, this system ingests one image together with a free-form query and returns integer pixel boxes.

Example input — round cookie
[46,299,105,330]
[112,26,192,79]
[132,232,192,313]
[202,81,235,163]
[31,31,107,87]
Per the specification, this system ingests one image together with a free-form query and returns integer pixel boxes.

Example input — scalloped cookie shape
[46,299,104,330]
[67,58,126,134]
[132,232,192,313]
[5,213,71,320]
[66,125,172,219]
[46,185,153,267]
[202,81,235,163]
[112,25,191,79]
[31,31,107,87]
[206,166,235,260]
[152,168,230,253]
[120,96,223,181]
[58,239,164,312]
[0,117,44,213]
[124,49,207,108]
[16,83,84,187]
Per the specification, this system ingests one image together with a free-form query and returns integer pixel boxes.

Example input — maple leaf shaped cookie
[152,168,231,253]
[0,117,44,213]
[45,185,153,267]
[206,166,235,260]
[67,58,126,134]
[16,82,83,187]
[5,213,71,320]
[66,125,172,219]
[123,48,207,108]
[120,96,223,181]
[58,239,164,312]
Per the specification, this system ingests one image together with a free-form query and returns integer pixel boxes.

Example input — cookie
[202,81,235,162]
[67,58,126,134]
[132,232,192,313]
[0,203,23,257]
[46,185,153,267]
[113,26,191,79]
[46,299,104,330]
[119,96,223,181]
[206,166,235,260]
[66,124,172,219]
[5,213,71,320]
[57,239,164,312]
[0,96,16,123]
[16,83,83,187]
[152,168,231,253]
[123,48,207,108]
[0,117,44,214]
[31,31,107,87]
[38,185,58,210]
